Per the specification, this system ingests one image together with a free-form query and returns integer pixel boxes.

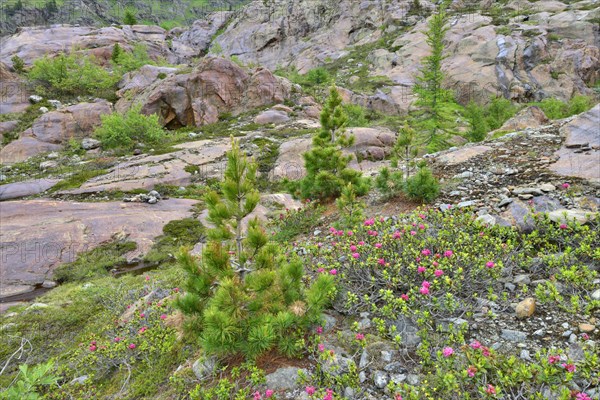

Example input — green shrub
[335,183,366,229]
[567,95,595,116]
[403,165,440,203]
[28,53,119,99]
[465,101,490,142]
[534,95,595,119]
[485,97,517,130]
[94,105,166,150]
[304,67,332,86]
[112,43,154,73]
[2,360,59,400]
[375,167,404,199]
[10,55,25,73]
[342,103,369,127]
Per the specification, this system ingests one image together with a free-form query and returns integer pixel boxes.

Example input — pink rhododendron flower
[355,333,365,340]
[89,345,97,352]
[559,224,568,229]
[265,390,274,398]
[352,253,360,259]
[318,268,325,273]
[416,257,421,262]
[417,266,426,273]
[485,384,496,395]
[253,391,262,400]
[434,269,444,277]
[316,326,323,334]
[317,242,322,248]
[485,261,495,268]
[347,231,353,236]
[444,250,453,257]
[375,243,382,248]
[140,313,145,318]
[138,326,148,334]
[364,218,375,226]
[467,366,476,377]
[422,281,431,288]
[482,347,491,357]
[432,261,439,267]
[318,344,325,352]
[91,340,96,345]
[350,245,357,252]
[410,231,416,236]
[114,337,121,342]
[393,231,401,239]
[329,227,336,233]
[470,340,481,349]
[582,333,589,340]
[419,224,425,230]
[329,269,337,275]
[173,287,180,293]
[576,393,592,400]
[442,347,454,357]
[305,386,316,395]
[324,389,334,400]
[548,355,560,364]
[419,214,426,219]
[422,249,431,256]
[145,275,150,281]
[358,241,365,246]
[419,287,429,295]
[395,395,403,400]
[562,363,576,372]
[562,183,570,189]
[129,343,136,349]
[401,294,409,301]
[378,258,385,265]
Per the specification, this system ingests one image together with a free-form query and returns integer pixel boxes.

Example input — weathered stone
[254,109,290,125]
[579,323,595,333]
[192,356,217,380]
[515,297,536,319]
[0,178,60,200]
[501,329,528,342]
[436,146,493,165]
[548,209,595,224]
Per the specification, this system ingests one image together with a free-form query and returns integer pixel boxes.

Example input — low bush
[270,199,324,242]
[534,95,596,119]
[94,105,166,150]
[28,53,119,99]
[403,165,440,203]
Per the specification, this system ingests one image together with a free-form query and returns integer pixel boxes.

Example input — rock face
[0,100,112,164]
[0,62,30,114]
[207,0,599,113]
[0,198,198,297]
[61,139,231,194]
[0,25,177,67]
[170,12,233,61]
[116,57,294,128]
[549,104,600,182]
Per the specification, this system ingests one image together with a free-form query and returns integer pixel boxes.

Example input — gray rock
[359,349,369,369]
[322,313,337,332]
[192,356,217,380]
[476,214,496,226]
[457,200,477,208]
[453,171,474,179]
[513,274,531,285]
[498,198,513,207]
[69,375,89,385]
[0,175,6,182]
[539,183,556,192]
[406,374,420,385]
[265,366,305,391]
[81,138,101,150]
[147,196,158,204]
[344,387,355,399]
[390,373,407,384]
[39,161,58,169]
[383,362,405,373]
[389,316,421,347]
[513,187,543,196]
[323,354,354,377]
[41,280,57,288]
[501,329,527,342]
[29,95,43,103]
[373,371,389,389]
[591,289,600,301]
[48,100,62,108]
[520,349,532,361]
[148,190,161,199]
[359,371,367,383]
[39,107,49,113]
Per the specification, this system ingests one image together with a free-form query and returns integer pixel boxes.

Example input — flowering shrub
[270,199,324,242]
[301,208,599,345]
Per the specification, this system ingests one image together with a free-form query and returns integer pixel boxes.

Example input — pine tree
[176,137,335,359]
[375,123,418,199]
[413,0,459,152]
[465,101,489,142]
[289,86,368,200]
[111,43,123,64]
[123,10,137,25]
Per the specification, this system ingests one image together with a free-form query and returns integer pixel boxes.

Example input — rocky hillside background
[0,0,599,399]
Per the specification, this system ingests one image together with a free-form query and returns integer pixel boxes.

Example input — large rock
[549,104,600,182]
[170,12,233,61]
[347,127,396,161]
[0,137,62,164]
[20,100,113,145]
[116,57,294,128]
[0,178,60,201]
[0,198,198,297]
[117,65,179,97]
[435,145,493,165]
[0,25,177,67]
[496,106,549,132]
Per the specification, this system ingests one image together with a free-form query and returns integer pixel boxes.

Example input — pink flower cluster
[253,389,274,399]
[419,281,431,295]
